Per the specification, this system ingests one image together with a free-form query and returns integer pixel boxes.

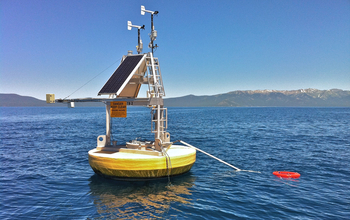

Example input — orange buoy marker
[273,171,300,178]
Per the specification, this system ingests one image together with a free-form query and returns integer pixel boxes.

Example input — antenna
[127,21,145,54]
[141,5,159,53]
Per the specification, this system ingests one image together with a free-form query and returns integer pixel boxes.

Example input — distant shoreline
[1,89,350,107]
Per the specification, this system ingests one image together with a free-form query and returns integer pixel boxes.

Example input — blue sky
[1,0,349,99]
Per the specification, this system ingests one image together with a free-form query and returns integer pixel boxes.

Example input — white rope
[179,140,260,173]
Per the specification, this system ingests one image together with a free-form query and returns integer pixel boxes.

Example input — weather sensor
[127,21,145,54]
[141,5,159,53]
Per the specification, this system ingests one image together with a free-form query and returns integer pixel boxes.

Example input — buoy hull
[88,145,196,180]
[273,171,300,178]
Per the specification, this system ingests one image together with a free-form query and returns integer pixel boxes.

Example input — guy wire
[63,58,121,100]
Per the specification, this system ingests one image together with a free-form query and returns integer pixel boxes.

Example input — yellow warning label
[110,101,127,118]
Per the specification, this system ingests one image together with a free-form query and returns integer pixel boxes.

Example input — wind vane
[127,21,145,54]
[141,5,159,53]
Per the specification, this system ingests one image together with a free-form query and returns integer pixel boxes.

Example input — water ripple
[1,107,349,219]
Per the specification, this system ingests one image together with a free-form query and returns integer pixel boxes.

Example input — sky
[1,0,349,100]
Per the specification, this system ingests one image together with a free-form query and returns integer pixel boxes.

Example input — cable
[162,146,172,183]
[63,58,122,100]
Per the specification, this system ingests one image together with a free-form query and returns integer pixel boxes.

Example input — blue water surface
[1,107,349,219]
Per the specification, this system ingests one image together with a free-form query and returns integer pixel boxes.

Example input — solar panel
[98,55,146,96]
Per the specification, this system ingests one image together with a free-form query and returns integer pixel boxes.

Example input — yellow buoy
[88,145,196,180]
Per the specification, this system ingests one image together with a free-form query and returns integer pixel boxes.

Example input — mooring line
[179,140,260,173]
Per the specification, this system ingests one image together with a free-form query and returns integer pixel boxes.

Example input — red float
[273,171,300,178]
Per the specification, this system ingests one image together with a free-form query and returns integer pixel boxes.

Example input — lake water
[1,107,349,219]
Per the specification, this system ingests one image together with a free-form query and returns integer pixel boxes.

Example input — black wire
[63,58,122,100]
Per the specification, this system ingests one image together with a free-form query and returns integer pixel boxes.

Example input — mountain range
[164,89,350,107]
[1,89,350,107]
